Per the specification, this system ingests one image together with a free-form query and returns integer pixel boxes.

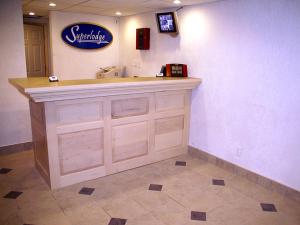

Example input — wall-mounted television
[156,11,178,33]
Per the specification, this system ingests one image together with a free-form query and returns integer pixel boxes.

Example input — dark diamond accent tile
[149,184,163,191]
[175,161,187,166]
[108,218,127,225]
[78,187,95,195]
[0,168,12,174]
[260,203,277,212]
[3,191,23,199]
[191,211,206,221]
[212,179,225,186]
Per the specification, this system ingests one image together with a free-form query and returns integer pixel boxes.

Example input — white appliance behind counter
[96,66,125,78]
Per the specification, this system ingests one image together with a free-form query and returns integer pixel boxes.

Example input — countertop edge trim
[28,81,201,102]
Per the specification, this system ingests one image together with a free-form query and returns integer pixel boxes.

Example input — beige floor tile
[63,200,110,225]
[55,194,96,211]
[0,167,48,192]
[16,189,63,224]
[52,182,87,200]
[245,211,300,225]
[103,198,149,220]
[2,213,24,225]
[132,190,184,212]
[166,185,226,212]
[110,176,149,197]
[0,183,15,197]
[151,208,190,225]
[93,190,130,208]
[152,209,217,225]
[149,157,207,181]
[192,163,236,180]
[170,154,209,170]
[227,175,283,203]
[18,202,69,225]
[90,177,137,206]
[0,199,19,224]
[167,169,212,188]
[17,195,61,213]
[16,190,54,206]
[274,197,300,221]
[109,169,146,185]
[135,166,166,183]
[126,212,166,225]
[118,163,159,179]
[208,203,261,225]
[213,187,260,209]
[26,212,72,225]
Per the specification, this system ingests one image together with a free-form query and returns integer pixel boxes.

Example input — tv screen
[156,12,178,33]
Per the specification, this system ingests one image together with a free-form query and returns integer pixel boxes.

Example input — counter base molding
[10,77,201,189]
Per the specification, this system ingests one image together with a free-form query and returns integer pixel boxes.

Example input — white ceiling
[22,0,220,17]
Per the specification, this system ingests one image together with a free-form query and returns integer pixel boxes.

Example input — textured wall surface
[0,0,31,147]
[120,0,300,190]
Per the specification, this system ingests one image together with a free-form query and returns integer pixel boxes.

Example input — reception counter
[9,76,201,189]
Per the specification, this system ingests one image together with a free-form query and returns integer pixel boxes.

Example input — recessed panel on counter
[56,100,103,125]
[111,97,149,119]
[154,115,184,151]
[112,121,148,163]
[155,91,185,112]
[58,128,104,175]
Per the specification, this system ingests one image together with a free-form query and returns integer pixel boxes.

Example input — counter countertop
[9,76,201,102]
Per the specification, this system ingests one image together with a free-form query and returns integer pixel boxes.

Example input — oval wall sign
[61,23,113,49]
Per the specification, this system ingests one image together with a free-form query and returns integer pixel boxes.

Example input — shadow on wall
[189,83,208,149]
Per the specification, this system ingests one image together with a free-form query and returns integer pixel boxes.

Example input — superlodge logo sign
[61,23,113,49]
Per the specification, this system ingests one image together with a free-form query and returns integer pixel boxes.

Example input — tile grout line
[163,190,189,210]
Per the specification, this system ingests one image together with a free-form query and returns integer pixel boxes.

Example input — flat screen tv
[156,11,178,33]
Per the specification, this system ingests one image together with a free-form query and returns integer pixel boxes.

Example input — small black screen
[156,12,178,33]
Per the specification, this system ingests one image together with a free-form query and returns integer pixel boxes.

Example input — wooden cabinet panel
[155,92,185,112]
[58,128,104,175]
[112,122,148,162]
[57,101,103,125]
[29,101,50,185]
[111,97,149,119]
[30,100,45,124]
[32,127,49,174]
[154,116,184,151]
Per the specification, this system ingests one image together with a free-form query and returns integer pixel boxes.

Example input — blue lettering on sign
[61,23,113,49]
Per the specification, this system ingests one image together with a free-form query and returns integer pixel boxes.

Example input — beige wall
[50,11,120,80]
[0,0,32,147]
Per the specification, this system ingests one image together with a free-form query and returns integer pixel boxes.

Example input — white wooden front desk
[9,77,201,189]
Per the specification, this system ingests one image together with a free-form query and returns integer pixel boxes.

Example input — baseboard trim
[0,142,32,156]
[188,145,300,203]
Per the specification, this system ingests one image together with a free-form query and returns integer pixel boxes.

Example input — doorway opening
[23,17,50,77]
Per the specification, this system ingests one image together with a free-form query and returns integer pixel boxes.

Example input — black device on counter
[156,65,166,77]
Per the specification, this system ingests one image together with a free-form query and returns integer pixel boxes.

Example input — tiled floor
[0,150,300,225]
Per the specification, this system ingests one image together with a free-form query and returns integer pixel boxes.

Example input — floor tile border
[0,142,32,156]
[188,145,300,203]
